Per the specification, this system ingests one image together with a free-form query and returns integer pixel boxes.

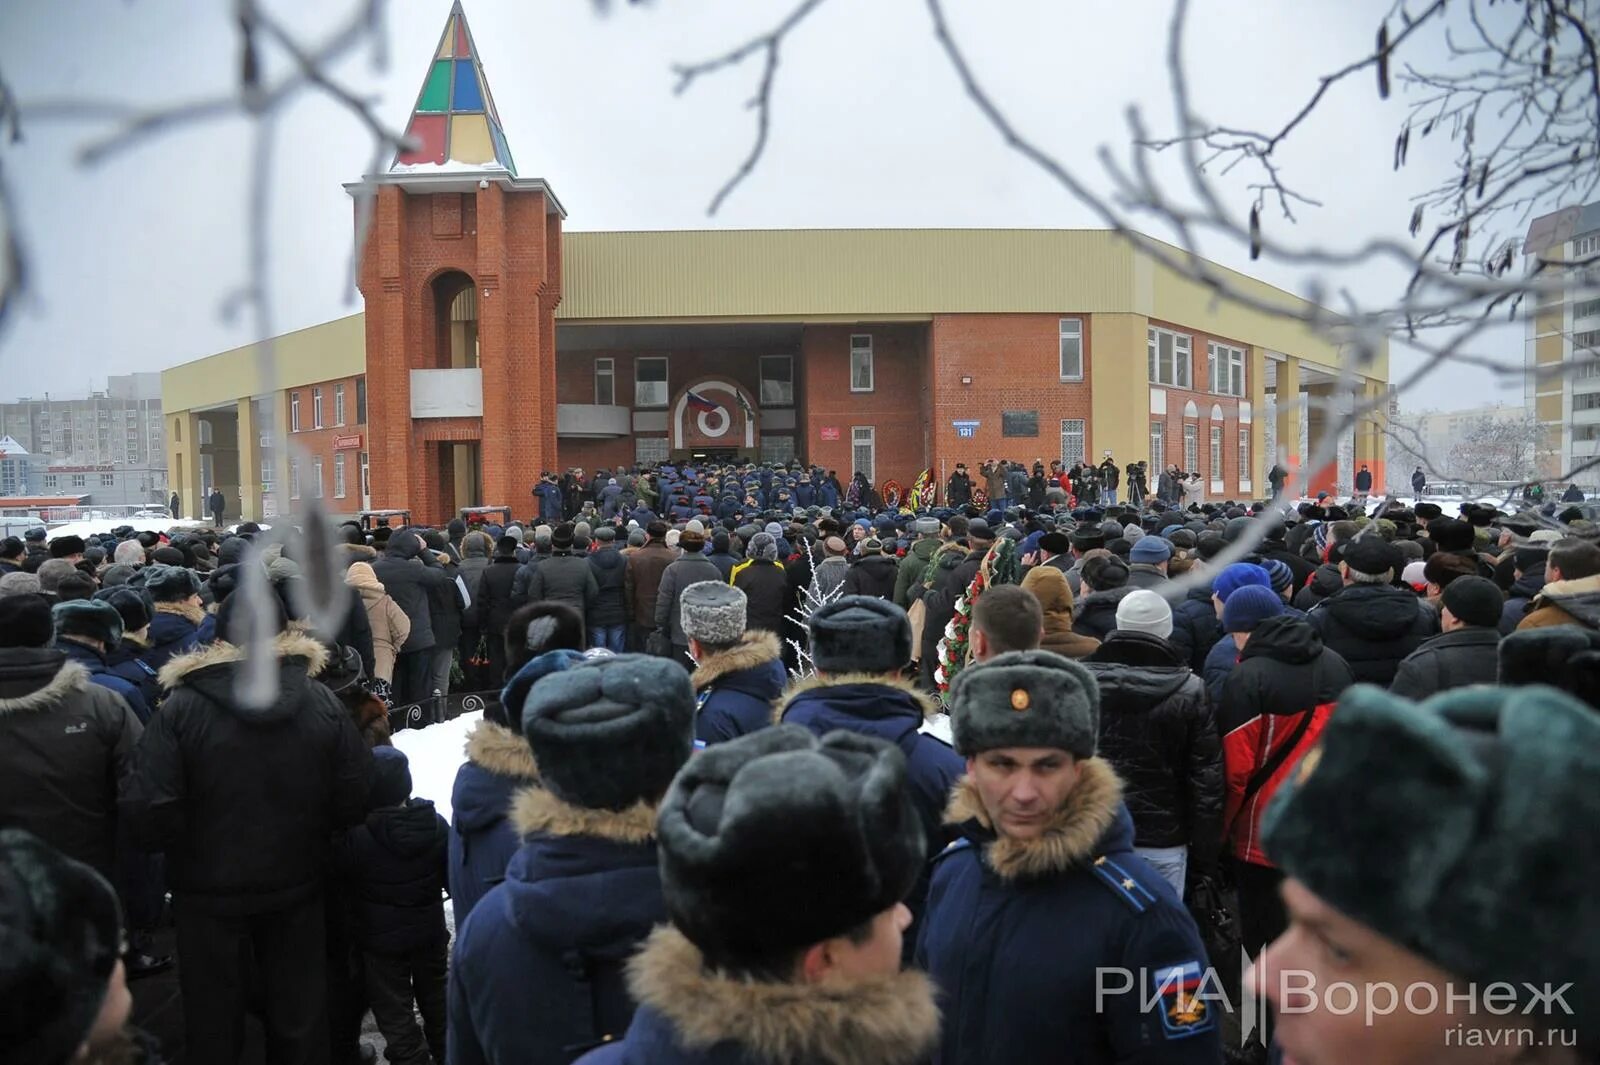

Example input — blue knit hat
[1213,562,1272,603]
[1129,536,1173,564]
[1222,585,1286,634]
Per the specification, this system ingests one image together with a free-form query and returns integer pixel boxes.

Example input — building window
[1575,297,1600,320]
[1575,233,1600,258]
[1575,329,1600,353]
[334,384,346,426]
[334,453,346,498]
[43,473,56,489]
[635,357,668,408]
[635,436,669,466]
[1059,318,1083,380]
[1060,419,1085,467]
[1574,392,1600,411]
[356,377,368,423]
[360,452,370,504]
[100,473,114,487]
[1147,328,1192,388]
[71,473,86,488]
[1183,423,1198,473]
[313,388,324,429]
[594,358,615,406]
[1208,341,1246,397]
[851,426,876,483]
[760,435,796,464]
[1150,422,1165,470]
[261,455,273,492]
[1211,425,1224,485]
[290,392,301,432]
[313,457,324,497]
[290,459,300,499]
[850,335,874,392]
[760,355,794,407]
[1239,428,1251,485]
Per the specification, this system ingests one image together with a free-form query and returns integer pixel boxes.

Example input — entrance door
[452,443,482,514]
[360,452,371,510]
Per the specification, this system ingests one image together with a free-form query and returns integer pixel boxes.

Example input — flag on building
[686,390,722,414]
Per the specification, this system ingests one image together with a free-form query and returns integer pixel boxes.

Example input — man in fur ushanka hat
[917,649,1220,1064]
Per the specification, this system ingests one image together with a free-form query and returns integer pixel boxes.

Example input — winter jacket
[779,675,963,958]
[691,632,786,745]
[1499,565,1546,634]
[449,721,539,926]
[1261,543,1318,592]
[371,538,454,653]
[1305,582,1438,686]
[920,546,983,662]
[917,760,1221,1064]
[336,798,449,956]
[1169,582,1224,673]
[426,556,467,651]
[1292,564,1343,612]
[893,537,941,609]
[1203,634,1240,707]
[449,789,666,1065]
[730,559,788,636]
[0,647,141,878]
[1218,615,1354,867]
[810,556,850,601]
[625,541,677,629]
[528,552,600,619]
[477,555,523,643]
[56,638,151,724]
[577,927,938,1065]
[1072,585,1137,642]
[124,632,371,915]
[105,637,162,721]
[347,562,411,683]
[655,555,725,648]
[587,547,629,629]
[1388,626,1502,701]
[144,601,216,673]
[1126,563,1169,592]
[1517,573,1600,630]
[533,481,563,520]
[1020,565,1100,659]
[1085,632,1223,861]
[841,554,899,600]
[1005,468,1027,501]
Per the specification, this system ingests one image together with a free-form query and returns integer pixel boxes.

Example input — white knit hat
[1115,589,1173,640]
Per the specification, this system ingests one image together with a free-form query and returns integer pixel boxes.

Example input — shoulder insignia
[137,661,158,677]
[1089,854,1160,914]
[932,838,973,864]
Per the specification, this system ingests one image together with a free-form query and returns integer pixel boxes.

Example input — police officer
[917,650,1221,1063]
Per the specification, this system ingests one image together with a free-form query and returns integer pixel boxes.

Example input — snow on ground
[391,711,480,823]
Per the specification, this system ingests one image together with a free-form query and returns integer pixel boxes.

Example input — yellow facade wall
[1536,333,1566,365]
[1536,393,1564,421]
[1088,313,1150,464]
[161,314,366,416]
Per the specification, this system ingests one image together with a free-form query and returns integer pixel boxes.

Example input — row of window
[596,355,798,408]
[1574,234,1600,259]
[289,380,367,433]
[1150,422,1252,485]
[1575,329,1600,353]
[287,452,365,500]
[41,473,118,489]
[1575,297,1600,320]
[1574,392,1600,412]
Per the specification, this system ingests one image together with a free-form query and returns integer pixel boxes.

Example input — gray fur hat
[913,517,941,536]
[656,725,925,961]
[51,600,123,648]
[680,581,747,646]
[748,532,779,562]
[521,654,695,811]
[949,650,1101,759]
[807,595,911,675]
[144,563,201,603]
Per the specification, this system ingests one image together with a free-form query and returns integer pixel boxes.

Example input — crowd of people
[1,455,1597,1065]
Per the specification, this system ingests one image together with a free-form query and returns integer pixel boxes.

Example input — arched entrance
[670,380,760,457]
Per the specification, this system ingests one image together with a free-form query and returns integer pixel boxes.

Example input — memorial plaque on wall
[1002,410,1039,437]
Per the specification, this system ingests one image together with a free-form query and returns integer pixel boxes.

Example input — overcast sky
[0,0,1534,413]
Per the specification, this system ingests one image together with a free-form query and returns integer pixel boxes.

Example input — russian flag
[686,390,722,414]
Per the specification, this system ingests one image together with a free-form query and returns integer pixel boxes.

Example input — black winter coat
[427,559,466,649]
[1072,586,1137,641]
[1388,626,1502,700]
[921,547,984,659]
[1305,582,1439,686]
[1086,632,1223,860]
[528,551,599,618]
[731,559,788,635]
[476,555,522,639]
[1169,582,1223,673]
[125,633,371,915]
[587,547,629,628]
[1499,566,1544,634]
[840,554,899,600]
[337,799,450,955]
[371,541,454,652]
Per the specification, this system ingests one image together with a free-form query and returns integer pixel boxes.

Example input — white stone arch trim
[672,380,757,450]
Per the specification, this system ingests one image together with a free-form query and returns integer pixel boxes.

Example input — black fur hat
[656,725,925,962]
[0,829,124,1065]
[1498,627,1600,709]
[521,654,695,811]
[806,595,912,675]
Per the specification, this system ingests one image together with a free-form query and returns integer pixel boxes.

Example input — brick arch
[418,269,477,371]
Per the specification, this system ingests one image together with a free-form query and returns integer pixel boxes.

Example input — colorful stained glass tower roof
[391,2,516,175]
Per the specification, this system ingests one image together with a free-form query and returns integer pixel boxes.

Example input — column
[1303,381,1340,497]
[1247,347,1268,495]
[1274,356,1302,492]
[237,397,262,522]
[171,410,203,520]
[1353,379,1386,495]
[1088,313,1151,468]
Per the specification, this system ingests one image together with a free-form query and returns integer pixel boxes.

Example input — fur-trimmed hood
[464,720,538,779]
[691,630,781,692]
[775,671,941,724]
[509,784,655,844]
[157,631,332,725]
[153,599,207,626]
[337,542,379,565]
[0,652,90,716]
[624,926,940,1065]
[944,756,1127,881]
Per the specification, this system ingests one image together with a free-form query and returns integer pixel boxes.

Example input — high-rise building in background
[0,373,167,503]
[1524,201,1600,490]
